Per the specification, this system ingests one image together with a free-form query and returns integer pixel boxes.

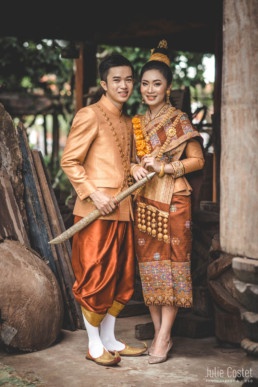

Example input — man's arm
[61,108,116,215]
[61,108,99,199]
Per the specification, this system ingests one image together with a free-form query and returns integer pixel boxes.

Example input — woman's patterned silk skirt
[134,195,193,308]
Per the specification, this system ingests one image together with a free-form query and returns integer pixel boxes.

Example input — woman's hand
[141,156,162,174]
[132,165,149,182]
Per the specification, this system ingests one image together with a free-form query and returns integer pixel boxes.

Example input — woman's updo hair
[140,40,173,86]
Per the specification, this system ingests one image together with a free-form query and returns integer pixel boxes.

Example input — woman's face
[140,69,170,109]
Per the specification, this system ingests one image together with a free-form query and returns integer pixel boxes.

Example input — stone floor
[0,314,255,387]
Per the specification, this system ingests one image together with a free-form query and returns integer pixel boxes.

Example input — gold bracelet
[158,162,165,177]
[130,163,139,176]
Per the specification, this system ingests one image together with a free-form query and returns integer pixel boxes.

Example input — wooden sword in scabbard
[48,171,156,245]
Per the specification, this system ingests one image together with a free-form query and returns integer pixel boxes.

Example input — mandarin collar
[99,95,123,116]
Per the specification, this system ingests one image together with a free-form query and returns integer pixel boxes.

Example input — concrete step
[233,279,258,313]
[241,311,258,342]
[241,338,258,357]
[232,257,258,285]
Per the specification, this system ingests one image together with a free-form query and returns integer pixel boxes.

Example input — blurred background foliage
[0,37,74,94]
[0,37,214,110]
[0,37,214,196]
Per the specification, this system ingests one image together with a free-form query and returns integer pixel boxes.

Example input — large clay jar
[0,239,64,352]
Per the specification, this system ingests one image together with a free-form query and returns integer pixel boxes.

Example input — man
[61,54,147,366]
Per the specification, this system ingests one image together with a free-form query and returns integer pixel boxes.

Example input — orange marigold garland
[132,116,149,158]
[132,107,179,161]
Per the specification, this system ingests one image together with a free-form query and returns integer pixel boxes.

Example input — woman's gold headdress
[149,40,170,67]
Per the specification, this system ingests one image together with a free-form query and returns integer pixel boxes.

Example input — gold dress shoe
[110,340,148,357]
[148,340,173,364]
[86,349,121,366]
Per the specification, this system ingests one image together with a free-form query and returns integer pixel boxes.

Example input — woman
[130,40,205,364]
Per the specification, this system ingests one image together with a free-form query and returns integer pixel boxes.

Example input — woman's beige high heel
[148,340,155,356]
[148,340,173,364]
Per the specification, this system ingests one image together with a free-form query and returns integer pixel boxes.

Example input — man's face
[100,66,133,108]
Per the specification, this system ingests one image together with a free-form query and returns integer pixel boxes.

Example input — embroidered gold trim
[81,306,106,327]
[171,161,185,178]
[108,300,125,317]
[97,105,132,190]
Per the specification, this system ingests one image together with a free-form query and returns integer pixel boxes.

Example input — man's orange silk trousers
[71,217,135,324]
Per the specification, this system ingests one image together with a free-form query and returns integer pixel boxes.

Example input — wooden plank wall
[17,121,83,330]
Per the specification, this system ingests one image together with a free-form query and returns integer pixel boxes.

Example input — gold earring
[142,98,145,104]
[166,89,171,104]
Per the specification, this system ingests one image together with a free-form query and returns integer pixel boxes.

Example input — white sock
[82,313,105,358]
[100,313,125,351]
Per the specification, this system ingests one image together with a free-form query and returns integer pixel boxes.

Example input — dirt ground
[0,314,256,387]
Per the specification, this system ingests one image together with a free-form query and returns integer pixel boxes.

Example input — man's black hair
[99,54,134,82]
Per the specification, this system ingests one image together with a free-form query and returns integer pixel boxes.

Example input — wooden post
[43,114,48,156]
[75,43,84,112]
[212,2,223,203]
[212,153,216,202]
[82,42,97,106]
[51,113,59,170]
[220,0,258,259]
[74,41,97,112]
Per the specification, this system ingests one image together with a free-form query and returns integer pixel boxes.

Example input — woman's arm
[166,139,205,177]
[138,139,204,179]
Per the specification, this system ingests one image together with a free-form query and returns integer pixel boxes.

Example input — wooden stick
[49,172,156,245]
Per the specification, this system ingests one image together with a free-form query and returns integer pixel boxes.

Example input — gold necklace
[156,112,183,161]
[146,103,170,124]
[142,106,175,141]
[133,108,183,199]
[141,106,180,160]
[96,104,132,190]
[132,107,183,201]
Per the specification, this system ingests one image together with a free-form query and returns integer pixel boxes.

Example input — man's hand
[89,190,116,215]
